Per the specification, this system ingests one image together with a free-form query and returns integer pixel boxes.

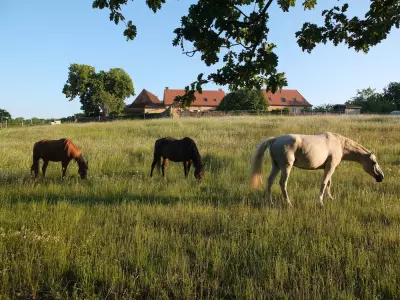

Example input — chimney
[165,87,169,90]
[218,88,222,91]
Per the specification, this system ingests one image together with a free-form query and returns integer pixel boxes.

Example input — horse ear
[370,150,375,156]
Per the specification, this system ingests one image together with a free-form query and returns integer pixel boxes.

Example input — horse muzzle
[375,174,384,182]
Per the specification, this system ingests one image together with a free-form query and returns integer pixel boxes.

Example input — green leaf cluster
[62,64,135,116]
[92,0,400,106]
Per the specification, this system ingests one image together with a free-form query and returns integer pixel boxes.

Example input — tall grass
[0,115,400,299]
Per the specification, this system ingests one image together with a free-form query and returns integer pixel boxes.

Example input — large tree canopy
[217,89,268,111]
[0,109,11,120]
[62,64,135,116]
[345,82,400,113]
[92,0,400,106]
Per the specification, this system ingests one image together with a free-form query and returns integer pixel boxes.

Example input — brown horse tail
[31,154,40,176]
[250,137,276,190]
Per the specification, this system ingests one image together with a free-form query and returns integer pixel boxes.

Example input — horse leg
[279,164,293,207]
[62,160,70,178]
[162,158,168,178]
[318,163,337,207]
[187,161,192,174]
[326,178,334,200]
[42,160,49,178]
[266,159,280,204]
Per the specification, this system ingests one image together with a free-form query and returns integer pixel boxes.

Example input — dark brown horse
[150,137,205,182]
[31,138,88,179]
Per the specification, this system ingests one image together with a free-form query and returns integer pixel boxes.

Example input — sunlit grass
[0,115,400,299]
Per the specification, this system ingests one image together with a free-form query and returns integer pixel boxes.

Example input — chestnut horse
[250,132,384,207]
[31,138,88,179]
[150,137,205,182]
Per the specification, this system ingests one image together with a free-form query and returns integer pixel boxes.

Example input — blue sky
[0,0,399,119]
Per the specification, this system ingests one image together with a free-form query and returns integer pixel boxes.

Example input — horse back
[155,136,200,162]
[33,138,81,161]
[271,134,341,170]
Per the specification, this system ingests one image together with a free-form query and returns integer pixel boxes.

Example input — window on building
[293,98,298,104]
[281,97,286,102]
[203,97,208,102]
[268,97,272,101]
[213,98,217,102]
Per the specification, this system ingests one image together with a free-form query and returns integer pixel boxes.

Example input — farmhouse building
[126,88,225,113]
[162,88,225,111]
[126,88,312,114]
[125,89,165,114]
[263,89,312,112]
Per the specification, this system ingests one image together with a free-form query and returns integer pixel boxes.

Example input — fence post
[5,120,7,128]
[22,120,24,127]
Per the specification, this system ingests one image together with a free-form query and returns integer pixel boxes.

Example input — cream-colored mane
[330,132,370,154]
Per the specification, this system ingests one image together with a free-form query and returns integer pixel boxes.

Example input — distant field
[0,115,399,299]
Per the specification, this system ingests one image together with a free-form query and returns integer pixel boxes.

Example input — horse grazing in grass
[150,137,205,182]
[250,132,384,207]
[31,138,88,179]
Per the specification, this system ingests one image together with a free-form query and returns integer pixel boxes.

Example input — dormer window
[281,97,287,102]
[293,98,298,103]
[213,98,217,102]
[203,97,208,102]
[268,97,272,101]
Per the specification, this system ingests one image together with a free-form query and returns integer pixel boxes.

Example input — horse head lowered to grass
[31,138,88,179]
[250,132,384,207]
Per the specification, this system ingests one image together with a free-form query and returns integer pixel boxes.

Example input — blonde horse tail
[250,137,276,189]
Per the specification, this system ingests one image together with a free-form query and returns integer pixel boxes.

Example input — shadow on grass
[391,160,400,166]
[0,172,296,210]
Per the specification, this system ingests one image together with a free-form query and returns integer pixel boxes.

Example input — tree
[92,0,400,106]
[62,64,135,116]
[382,82,400,110]
[0,109,11,120]
[313,104,335,113]
[345,87,394,113]
[217,89,267,111]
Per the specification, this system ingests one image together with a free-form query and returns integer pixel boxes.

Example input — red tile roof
[163,89,225,107]
[127,89,164,108]
[263,89,312,107]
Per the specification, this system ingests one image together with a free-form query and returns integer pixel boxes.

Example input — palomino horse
[31,138,88,179]
[150,137,205,182]
[250,132,384,207]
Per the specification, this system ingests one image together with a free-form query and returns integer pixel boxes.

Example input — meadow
[0,115,399,299]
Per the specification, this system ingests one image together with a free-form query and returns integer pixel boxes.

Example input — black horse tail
[156,156,161,173]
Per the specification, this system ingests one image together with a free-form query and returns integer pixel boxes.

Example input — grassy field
[0,115,399,299]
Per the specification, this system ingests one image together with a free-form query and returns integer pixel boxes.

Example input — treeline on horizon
[1,81,399,123]
[309,81,400,114]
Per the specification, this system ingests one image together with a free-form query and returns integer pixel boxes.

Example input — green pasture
[0,116,399,299]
